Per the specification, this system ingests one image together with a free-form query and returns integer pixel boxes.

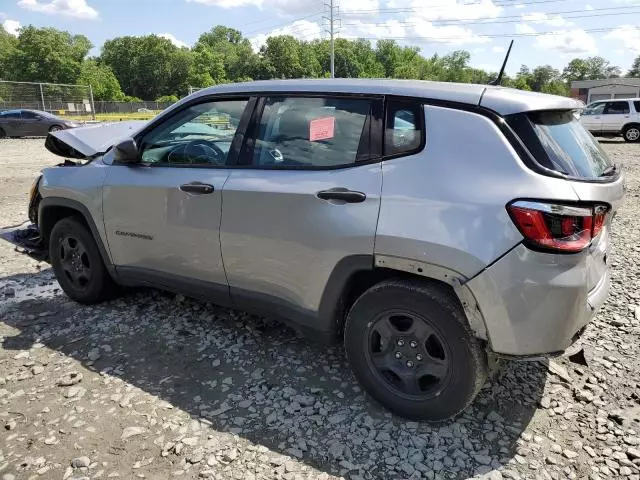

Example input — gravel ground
[0,137,639,480]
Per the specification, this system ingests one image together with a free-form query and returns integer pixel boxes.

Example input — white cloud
[535,29,597,54]
[514,3,526,8]
[408,0,502,22]
[522,12,573,27]
[515,23,536,34]
[2,19,22,36]
[250,19,322,51]
[159,33,189,48]
[188,0,380,16]
[17,0,98,19]
[492,45,505,53]
[187,0,261,8]
[473,47,485,53]
[408,20,490,44]
[585,4,594,9]
[604,25,640,54]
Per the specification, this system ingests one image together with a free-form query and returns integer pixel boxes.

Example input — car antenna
[488,40,514,86]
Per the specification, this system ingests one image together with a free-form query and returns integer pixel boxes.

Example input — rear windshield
[507,110,613,180]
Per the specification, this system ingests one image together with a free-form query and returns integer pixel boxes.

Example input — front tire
[49,217,115,304]
[49,125,63,133]
[623,125,640,143]
[344,279,488,421]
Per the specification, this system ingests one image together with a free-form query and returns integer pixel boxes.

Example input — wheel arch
[623,122,640,134]
[39,197,113,270]
[322,254,488,341]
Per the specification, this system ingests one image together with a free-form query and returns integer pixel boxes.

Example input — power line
[352,26,627,42]
[242,12,324,36]
[341,7,640,28]
[341,0,573,15]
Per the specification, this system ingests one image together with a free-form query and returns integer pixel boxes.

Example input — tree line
[1,24,640,102]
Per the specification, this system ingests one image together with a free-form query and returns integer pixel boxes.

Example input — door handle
[180,182,214,194]
[317,188,366,203]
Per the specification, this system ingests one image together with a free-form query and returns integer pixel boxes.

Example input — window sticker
[309,116,335,142]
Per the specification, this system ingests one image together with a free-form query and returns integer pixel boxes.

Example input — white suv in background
[580,98,640,142]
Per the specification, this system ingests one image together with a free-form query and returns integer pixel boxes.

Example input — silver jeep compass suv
[4,79,624,421]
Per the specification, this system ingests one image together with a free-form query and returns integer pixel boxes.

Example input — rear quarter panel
[375,104,580,279]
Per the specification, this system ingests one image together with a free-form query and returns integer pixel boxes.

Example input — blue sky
[1,0,640,74]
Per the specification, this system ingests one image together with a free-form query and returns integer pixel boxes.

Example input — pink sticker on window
[309,116,335,142]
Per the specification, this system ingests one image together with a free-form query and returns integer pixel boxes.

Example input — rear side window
[251,96,375,168]
[634,101,640,113]
[507,110,613,179]
[0,110,21,118]
[603,101,630,115]
[385,100,424,156]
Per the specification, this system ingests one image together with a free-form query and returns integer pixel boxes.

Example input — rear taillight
[507,200,609,253]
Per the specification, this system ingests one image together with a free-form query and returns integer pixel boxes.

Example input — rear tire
[0,127,5,138]
[344,279,488,421]
[49,217,116,304]
[623,125,640,143]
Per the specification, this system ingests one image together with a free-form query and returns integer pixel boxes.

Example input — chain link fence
[0,80,96,120]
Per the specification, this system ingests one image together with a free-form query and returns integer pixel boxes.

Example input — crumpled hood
[45,120,148,159]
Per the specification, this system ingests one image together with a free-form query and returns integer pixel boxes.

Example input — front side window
[251,96,374,168]
[138,99,248,166]
[603,101,630,115]
[583,103,605,115]
[385,100,424,156]
[21,111,40,119]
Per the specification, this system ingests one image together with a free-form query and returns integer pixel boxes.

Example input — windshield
[507,110,613,180]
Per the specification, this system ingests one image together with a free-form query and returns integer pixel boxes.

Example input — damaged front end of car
[1,120,147,262]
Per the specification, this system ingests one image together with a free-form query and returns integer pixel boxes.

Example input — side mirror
[113,138,139,164]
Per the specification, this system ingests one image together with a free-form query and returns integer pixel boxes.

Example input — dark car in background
[0,109,80,138]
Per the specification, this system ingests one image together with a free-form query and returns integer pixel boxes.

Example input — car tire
[49,217,116,304]
[344,279,488,421]
[0,127,5,138]
[623,125,640,143]
[49,125,63,133]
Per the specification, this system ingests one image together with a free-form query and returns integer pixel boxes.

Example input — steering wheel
[183,139,226,165]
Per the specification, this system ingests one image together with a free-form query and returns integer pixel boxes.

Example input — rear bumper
[466,243,609,357]
[0,222,47,261]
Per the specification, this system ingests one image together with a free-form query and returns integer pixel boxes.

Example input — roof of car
[589,97,640,103]
[190,78,581,116]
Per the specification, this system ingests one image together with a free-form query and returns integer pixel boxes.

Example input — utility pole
[330,0,334,78]
[323,0,340,78]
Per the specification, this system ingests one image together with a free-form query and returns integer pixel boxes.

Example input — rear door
[220,95,383,322]
[102,97,253,292]
[601,100,630,133]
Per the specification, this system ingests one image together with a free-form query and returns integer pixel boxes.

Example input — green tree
[194,26,257,81]
[156,94,179,102]
[375,40,401,77]
[101,35,190,99]
[8,26,92,83]
[628,56,640,77]
[77,60,123,100]
[0,25,18,80]
[563,56,621,82]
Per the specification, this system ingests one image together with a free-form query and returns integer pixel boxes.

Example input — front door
[580,103,604,134]
[220,95,383,322]
[601,101,630,133]
[102,97,252,291]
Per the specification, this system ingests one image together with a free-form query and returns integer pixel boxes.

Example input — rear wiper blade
[600,165,617,177]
